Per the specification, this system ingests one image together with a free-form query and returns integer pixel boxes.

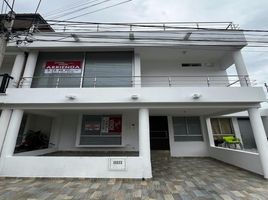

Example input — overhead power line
[45,0,105,18]
[63,0,133,21]
[51,0,116,20]
[3,0,12,11]
[44,0,91,16]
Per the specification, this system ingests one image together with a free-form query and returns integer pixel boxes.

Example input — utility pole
[0,2,15,69]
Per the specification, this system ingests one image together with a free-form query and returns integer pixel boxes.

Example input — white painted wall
[209,147,263,175]
[205,117,264,176]
[0,156,147,178]
[168,116,209,157]
[8,30,246,49]
[57,111,139,151]
[141,60,228,87]
[2,87,266,106]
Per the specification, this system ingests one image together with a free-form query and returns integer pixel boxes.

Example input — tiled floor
[0,151,268,200]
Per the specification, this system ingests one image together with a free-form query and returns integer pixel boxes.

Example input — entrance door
[149,116,170,150]
[238,118,257,149]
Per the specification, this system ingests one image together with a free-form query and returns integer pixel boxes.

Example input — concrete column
[0,110,12,154]
[233,50,250,87]
[231,117,244,147]
[205,118,215,147]
[0,110,24,157]
[139,108,152,178]
[9,52,26,88]
[134,53,141,87]
[22,51,38,88]
[248,108,268,179]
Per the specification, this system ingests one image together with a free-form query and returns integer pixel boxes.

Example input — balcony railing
[0,74,13,93]
[18,75,254,88]
[39,21,238,33]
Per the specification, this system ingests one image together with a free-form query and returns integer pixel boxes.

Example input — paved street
[0,152,267,200]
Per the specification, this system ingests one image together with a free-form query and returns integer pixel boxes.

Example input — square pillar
[0,110,24,157]
[205,117,215,147]
[134,53,141,87]
[139,108,152,178]
[233,50,250,87]
[248,108,268,179]
[9,53,26,88]
[0,110,12,155]
[21,51,39,88]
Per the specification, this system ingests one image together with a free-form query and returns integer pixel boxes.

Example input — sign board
[44,61,82,74]
[109,158,126,171]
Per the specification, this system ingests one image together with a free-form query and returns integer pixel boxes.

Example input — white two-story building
[0,21,267,179]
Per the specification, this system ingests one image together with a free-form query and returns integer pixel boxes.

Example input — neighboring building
[0,13,54,33]
[0,21,268,179]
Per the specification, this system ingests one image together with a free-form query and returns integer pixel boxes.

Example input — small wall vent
[181,63,202,67]
[109,158,126,171]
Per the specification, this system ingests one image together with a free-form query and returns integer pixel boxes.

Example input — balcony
[0,74,13,94]
[18,75,253,88]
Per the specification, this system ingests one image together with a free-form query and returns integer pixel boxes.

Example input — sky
[3,0,268,98]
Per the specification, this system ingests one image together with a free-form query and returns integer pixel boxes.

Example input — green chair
[223,136,243,149]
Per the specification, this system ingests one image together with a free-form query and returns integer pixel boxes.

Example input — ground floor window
[172,117,203,141]
[77,115,122,146]
[211,118,234,136]
[211,118,235,146]
[14,114,52,153]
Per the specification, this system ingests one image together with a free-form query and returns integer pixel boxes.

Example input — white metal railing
[37,21,238,33]
[17,75,254,88]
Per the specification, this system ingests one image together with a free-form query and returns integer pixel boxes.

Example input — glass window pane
[187,117,202,136]
[32,52,83,88]
[81,115,101,136]
[211,118,221,135]
[80,115,122,145]
[220,118,233,135]
[83,52,133,87]
[172,117,187,136]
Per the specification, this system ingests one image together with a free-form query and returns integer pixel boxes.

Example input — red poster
[109,117,122,134]
[44,61,82,74]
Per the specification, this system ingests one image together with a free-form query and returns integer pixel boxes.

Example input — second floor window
[31,51,133,88]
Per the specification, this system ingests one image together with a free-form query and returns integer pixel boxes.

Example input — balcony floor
[0,151,267,200]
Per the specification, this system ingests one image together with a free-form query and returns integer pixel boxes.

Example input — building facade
[0,22,268,179]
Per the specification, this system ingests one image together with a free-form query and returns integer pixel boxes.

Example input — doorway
[149,116,170,150]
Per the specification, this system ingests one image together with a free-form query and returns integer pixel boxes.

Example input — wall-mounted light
[131,94,139,100]
[66,94,77,100]
[192,93,201,99]
[71,34,80,42]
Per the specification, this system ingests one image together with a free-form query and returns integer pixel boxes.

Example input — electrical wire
[11,0,15,11]
[51,0,116,20]
[44,0,95,16]
[63,0,133,21]
[45,0,105,18]
[3,0,12,11]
